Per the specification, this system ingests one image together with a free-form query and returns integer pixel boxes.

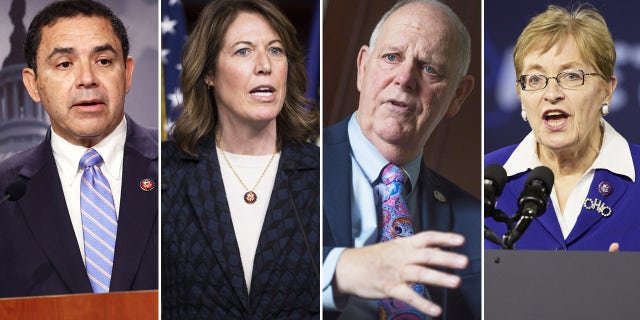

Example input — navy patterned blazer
[161,134,320,319]
[0,116,158,297]
[322,117,481,319]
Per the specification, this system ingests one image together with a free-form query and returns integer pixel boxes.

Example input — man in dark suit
[0,0,157,297]
[322,0,480,319]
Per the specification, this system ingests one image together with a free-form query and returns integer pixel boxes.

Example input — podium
[0,290,157,319]
[485,250,640,320]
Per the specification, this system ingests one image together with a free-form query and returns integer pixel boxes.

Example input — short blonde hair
[513,4,615,79]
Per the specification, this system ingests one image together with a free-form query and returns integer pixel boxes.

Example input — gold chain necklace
[216,133,277,204]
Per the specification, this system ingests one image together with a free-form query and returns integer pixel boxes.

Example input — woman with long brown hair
[161,0,319,318]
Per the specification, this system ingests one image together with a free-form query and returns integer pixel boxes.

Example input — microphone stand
[484,208,513,249]
[501,215,532,249]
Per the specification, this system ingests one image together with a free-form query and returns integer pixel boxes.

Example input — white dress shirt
[51,117,127,263]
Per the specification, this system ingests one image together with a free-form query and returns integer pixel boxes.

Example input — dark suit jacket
[0,116,158,298]
[161,134,320,319]
[323,117,481,319]
[485,143,640,251]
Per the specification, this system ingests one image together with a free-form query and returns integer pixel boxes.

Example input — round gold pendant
[244,191,257,204]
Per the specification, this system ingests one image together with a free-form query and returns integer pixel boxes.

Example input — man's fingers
[390,285,443,317]
[333,233,471,301]
[411,231,465,248]
[408,247,468,269]
[401,265,462,289]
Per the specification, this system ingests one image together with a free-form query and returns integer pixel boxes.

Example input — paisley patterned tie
[378,163,426,320]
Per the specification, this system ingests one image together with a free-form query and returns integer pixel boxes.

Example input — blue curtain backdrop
[485,0,640,153]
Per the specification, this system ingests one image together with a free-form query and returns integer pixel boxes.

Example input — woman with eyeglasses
[484,4,640,251]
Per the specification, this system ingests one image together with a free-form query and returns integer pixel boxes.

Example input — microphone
[517,166,554,219]
[161,175,170,192]
[484,164,507,220]
[0,180,27,205]
[484,164,510,246]
[484,226,502,246]
[504,166,554,249]
[505,215,534,249]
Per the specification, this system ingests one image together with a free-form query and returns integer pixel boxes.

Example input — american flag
[160,0,188,140]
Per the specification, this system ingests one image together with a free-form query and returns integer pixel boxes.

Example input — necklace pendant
[244,191,257,204]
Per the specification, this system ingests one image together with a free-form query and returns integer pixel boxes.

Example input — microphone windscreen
[527,166,554,196]
[5,180,26,201]
[485,164,507,196]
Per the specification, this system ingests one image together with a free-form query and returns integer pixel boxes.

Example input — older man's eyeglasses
[517,70,605,91]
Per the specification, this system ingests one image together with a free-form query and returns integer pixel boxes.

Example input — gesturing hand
[609,242,620,252]
[333,231,468,317]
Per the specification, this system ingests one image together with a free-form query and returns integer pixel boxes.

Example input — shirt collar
[348,113,421,191]
[503,119,635,181]
[51,116,128,186]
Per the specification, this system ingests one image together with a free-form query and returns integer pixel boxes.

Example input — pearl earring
[521,108,528,122]
[601,103,610,116]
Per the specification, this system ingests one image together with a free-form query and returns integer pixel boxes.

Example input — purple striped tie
[80,148,117,293]
[378,163,426,320]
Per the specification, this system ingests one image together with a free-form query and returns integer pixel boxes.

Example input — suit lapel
[186,147,248,308]
[323,121,353,248]
[566,170,627,244]
[416,166,456,308]
[506,172,565,246]
[17,137,92,293]
[249,143,319,309]
[417,166,452,232]
[110,120,158,290]
[249,146,297,304]
[533,203,565,246]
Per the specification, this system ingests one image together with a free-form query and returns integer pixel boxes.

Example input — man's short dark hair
[24,0,130,73]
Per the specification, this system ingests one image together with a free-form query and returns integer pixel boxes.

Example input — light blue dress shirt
[322,113,422,316]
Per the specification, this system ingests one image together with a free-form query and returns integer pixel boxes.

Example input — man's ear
[446,75,474,118]
[356,45,370,92]
[22,68,41,103]
[124,56,134,94]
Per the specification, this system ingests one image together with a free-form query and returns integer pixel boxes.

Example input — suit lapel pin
[598,181,612,196]
[139,178,155,191]
[583,197,612,217]
[433,190,447,203]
